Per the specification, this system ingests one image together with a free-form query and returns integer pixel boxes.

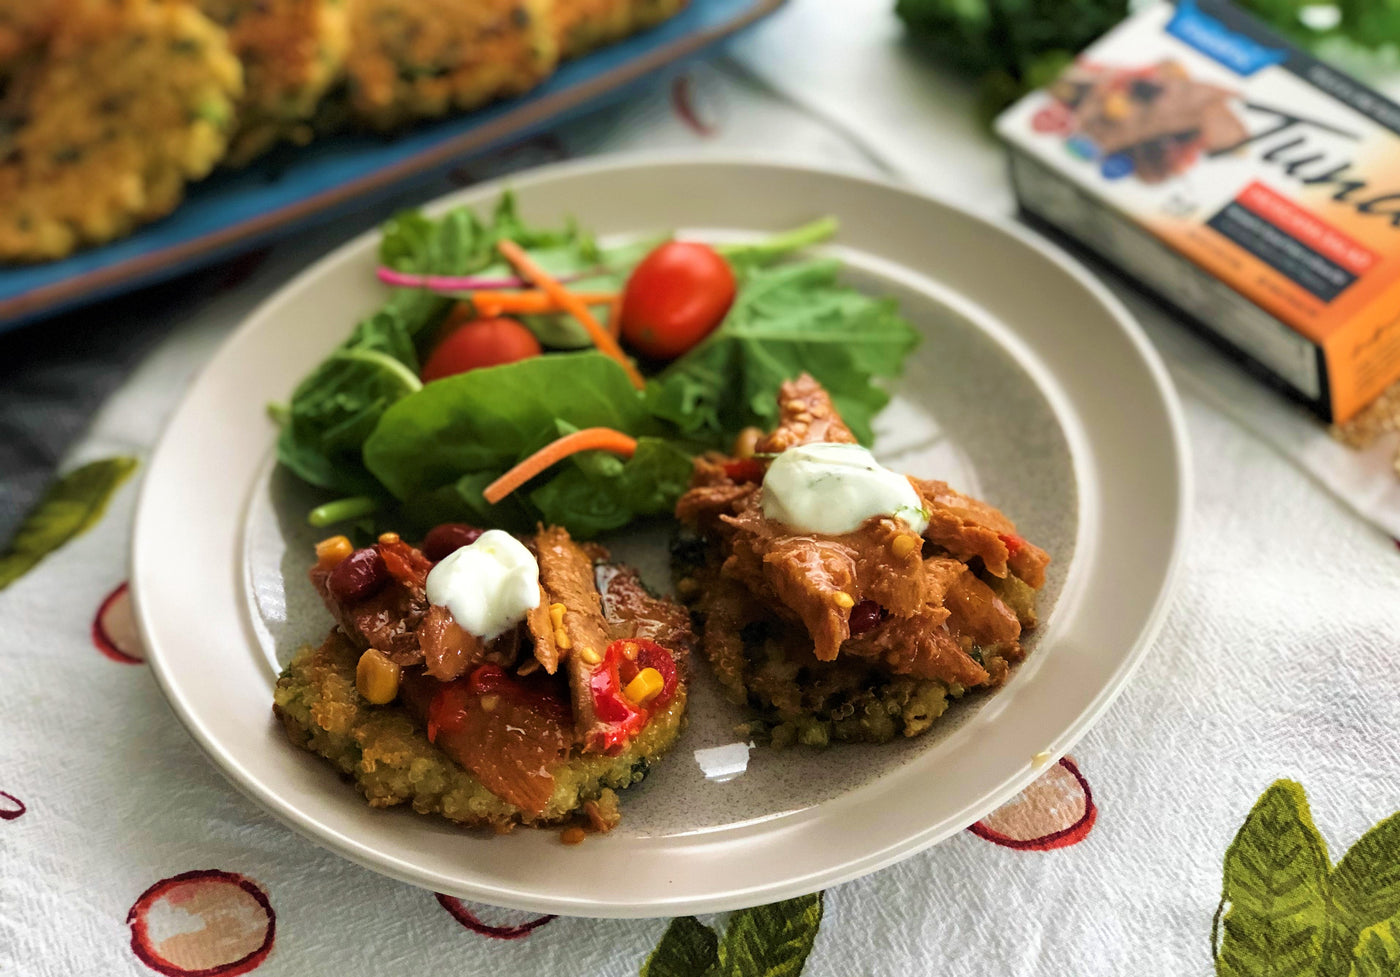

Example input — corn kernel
[832,592,855,609]
[1103,92,1131,120]
[891,534,918,559]
[554,628,573,650]
[549,603,567,628]
[560,826,586,845]
[731,427,763,459]
[314,535,353,569]
[623,667,664,705]
[580,647,601,666]
[377,532,400,545]
[355,649,400,705]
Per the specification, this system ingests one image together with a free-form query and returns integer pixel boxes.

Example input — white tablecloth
[5,2,1399,974]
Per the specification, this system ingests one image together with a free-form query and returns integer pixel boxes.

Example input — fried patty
[0,0,55,67]
[344,0,557,130]
[197,0,349,164]
[0,0,242,262]
[273,630,687,829]
[551,0,687,59]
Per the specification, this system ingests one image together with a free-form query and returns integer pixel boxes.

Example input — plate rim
[130,151,1192,916]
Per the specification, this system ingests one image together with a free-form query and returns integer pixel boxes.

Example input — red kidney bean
[848,600,884,635]
[326,547,390,604]
[422,523,485,562]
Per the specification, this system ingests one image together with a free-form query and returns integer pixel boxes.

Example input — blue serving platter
[0,0,783,330]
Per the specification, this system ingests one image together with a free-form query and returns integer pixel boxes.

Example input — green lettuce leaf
[646,259,919,446]
[363,352,690,538]
[275,194,596,495]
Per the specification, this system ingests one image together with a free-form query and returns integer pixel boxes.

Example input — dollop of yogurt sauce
[425,529,540,639]
[761,442,929,536]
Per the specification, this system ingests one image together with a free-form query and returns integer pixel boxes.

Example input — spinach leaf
[364,351,658,499]
[646,259,919,446]
[275,194,595,495]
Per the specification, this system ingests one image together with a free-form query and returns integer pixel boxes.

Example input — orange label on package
[996,0,1400,422]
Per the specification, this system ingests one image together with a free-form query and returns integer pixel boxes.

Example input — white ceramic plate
[131,155,1189,917]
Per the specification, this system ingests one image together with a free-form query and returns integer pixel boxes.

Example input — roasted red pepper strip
[722,458,767,484]
[585,639,679,754]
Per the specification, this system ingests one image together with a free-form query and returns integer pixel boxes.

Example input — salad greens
[895,0,1398,117]
[274,196,921,538]
[647,258,918,446]
[277,196,597,496]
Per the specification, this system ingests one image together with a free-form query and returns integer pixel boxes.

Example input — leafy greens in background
[275,199,920,538]
[894,0,1398,117]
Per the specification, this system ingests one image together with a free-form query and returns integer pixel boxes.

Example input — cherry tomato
[619,241,736,360]
[420,317,542,381]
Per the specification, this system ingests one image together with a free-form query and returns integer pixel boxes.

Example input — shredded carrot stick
[496,240,645,389]
[469,290,617,318]
[483,428,639,505]
[605,296,621,340]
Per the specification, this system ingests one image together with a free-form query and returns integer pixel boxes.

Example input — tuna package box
[996,0,1400,423]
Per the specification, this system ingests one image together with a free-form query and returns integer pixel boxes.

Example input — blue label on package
[1166,0,1287,76]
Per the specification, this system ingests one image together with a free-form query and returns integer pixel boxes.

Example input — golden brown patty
[197,0,349,164]
[551,0,687,59]
[273,630,688,828]
[0,0,242,262]
[344,0,558,129]
[0,0,55,67]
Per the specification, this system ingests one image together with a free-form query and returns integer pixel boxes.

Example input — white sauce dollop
[425,529,540,640]
[761,442,929,536]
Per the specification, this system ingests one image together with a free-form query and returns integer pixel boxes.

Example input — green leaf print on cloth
[1348,918,1400,977]
[1215,781,1400,977]
[0,457,138,590]
[641,894,824,977]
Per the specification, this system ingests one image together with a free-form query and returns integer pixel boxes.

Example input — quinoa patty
[550,0,688,60]
[344,0,557,130]
[0,0,242,262]
[197,0,350,164]
[274,630,687,829]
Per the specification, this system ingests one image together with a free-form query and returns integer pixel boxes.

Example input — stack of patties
[0,0,691,262]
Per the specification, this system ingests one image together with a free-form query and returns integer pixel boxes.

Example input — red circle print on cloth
[968,757,1097,850]
[127,871,275,976]
[93,582,144,664]
[671,72,721,136]
[435,894,556,939]
[0,791,25,820]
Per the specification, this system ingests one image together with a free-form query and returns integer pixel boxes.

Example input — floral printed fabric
[4,7,1400,975]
